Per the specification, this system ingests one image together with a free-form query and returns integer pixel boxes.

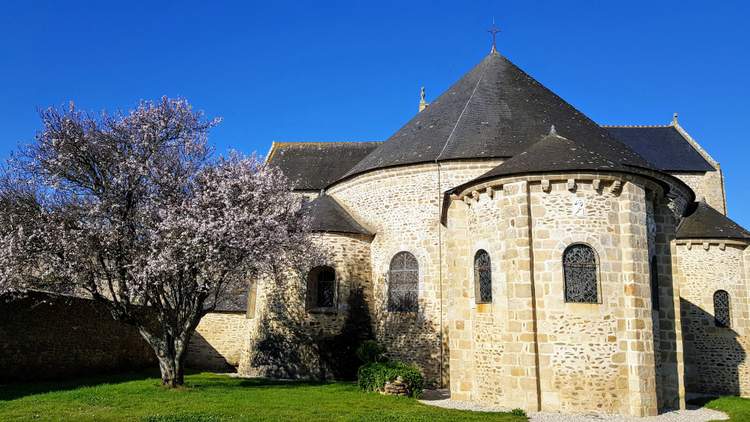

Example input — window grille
[563,244,598,303]
[714,290,731,328]
[307,266,336,310]
[474,250,492,303]
[388,251,419,312]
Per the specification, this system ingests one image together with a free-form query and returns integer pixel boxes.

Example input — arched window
[563,244,598,303]
[307,266,336,310]
[388,251,419,312]
[714,290,731,328]
[650,256,659,311]
[474,250,492,304]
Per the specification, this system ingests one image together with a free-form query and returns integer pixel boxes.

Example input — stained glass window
[563,244,598,303]
[307,266,336,310]
[474,250,492,304]
[714,290,731,328]
[388,252,419,312]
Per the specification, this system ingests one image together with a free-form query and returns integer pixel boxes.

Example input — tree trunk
[157,348,185,387]
[139,327,190,388]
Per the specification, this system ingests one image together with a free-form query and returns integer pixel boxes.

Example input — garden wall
[0,291,156,382]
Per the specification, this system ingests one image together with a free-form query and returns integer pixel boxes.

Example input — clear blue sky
[1,1,749,225]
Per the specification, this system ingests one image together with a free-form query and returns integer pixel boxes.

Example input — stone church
[188,46,750,417]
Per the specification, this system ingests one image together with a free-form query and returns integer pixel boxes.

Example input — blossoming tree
[0,98,312,387]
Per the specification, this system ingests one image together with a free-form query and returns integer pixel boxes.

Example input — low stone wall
[0,291,156,383]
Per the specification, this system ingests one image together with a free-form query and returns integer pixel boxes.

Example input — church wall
[445,175,661,416]
[676,240,750,396]
[672,171,726,214]
[651,194,687,411]
[326,160,504,385]
[237,232,372,379]
[187,312,251,370]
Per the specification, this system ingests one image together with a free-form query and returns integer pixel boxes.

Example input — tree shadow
[681,297,745,396]
[248,279,374,380]
[0,370,161,402]
[185,331,235,372]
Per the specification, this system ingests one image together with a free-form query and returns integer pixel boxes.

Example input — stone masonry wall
[238,233,372,379]
[676,241,750,396]
[672,171,726,214]
[445,175,662,416]
[0,291,155,382]
[187,312,251,370]
[327,160,504,385]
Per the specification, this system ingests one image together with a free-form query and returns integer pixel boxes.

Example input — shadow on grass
[0,369,166,402]
[0,369,345,402]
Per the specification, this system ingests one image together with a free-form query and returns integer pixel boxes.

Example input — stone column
[500,180,541,411]
[619,182,658,416]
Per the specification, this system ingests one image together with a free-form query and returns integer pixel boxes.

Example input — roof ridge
[272,140,383,146]
[601,124,672,128]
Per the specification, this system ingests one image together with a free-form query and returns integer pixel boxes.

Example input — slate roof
[213,285,248,312]
[478,132,632,180]
[343,51,656,180]
[677,201,750,241]
[605,126,714,172]
[305,194,371,236]
[267,142,381,190]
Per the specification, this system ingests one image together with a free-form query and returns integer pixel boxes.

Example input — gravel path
[419,390,728,421]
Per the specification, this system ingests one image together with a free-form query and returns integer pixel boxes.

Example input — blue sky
[1,1,749,225]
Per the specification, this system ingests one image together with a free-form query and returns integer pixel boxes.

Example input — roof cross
[488,19,501,52]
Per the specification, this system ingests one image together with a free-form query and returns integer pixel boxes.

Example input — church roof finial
[672,112,679,126]
[488,18,501,53]
[419,86,429,112]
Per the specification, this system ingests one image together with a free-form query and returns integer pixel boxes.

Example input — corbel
[567,178,576,192]
[541,179,551,193]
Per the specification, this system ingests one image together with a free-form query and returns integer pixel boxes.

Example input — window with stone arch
[388,251,419,312]
[307,266,336,310]
[474,249,492,304]
[714,290,731,328]
[563,244,599,303]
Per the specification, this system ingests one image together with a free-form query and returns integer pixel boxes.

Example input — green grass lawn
[693,396,750,422]
[0,371,526,421]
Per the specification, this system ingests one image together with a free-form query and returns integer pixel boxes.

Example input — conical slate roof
[677,201,750,241]
[479,131,632,179]
[343,51,655,180]
[305,195,371,236]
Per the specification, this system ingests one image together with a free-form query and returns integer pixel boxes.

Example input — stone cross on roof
[488,20,501,53]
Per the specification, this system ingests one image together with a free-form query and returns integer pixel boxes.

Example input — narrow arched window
[307,266,336,310]
[474,250,492,304]
[714,290,731,328]
[650,256,659,311]
[388,251,419,312]
[563,244,598,303]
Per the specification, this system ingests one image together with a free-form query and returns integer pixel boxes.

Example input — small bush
[511,408,527,417]
[355,340,386,364]
[357,361,424,397]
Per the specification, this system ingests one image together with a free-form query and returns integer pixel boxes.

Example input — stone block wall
[0,291,155,382]
[238,232,373,379]
[444,174,667,416]
[672,171,726,214]
[187,311,250,370]
[327,160,504,385]
[676,240,750,396]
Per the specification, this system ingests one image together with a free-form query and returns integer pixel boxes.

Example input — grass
[0,371,526,421]
[691,395,750,421]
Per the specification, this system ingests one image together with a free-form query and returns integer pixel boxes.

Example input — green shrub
[510,408,527,417]
[355,340,386,364]
[357,361,424,397]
